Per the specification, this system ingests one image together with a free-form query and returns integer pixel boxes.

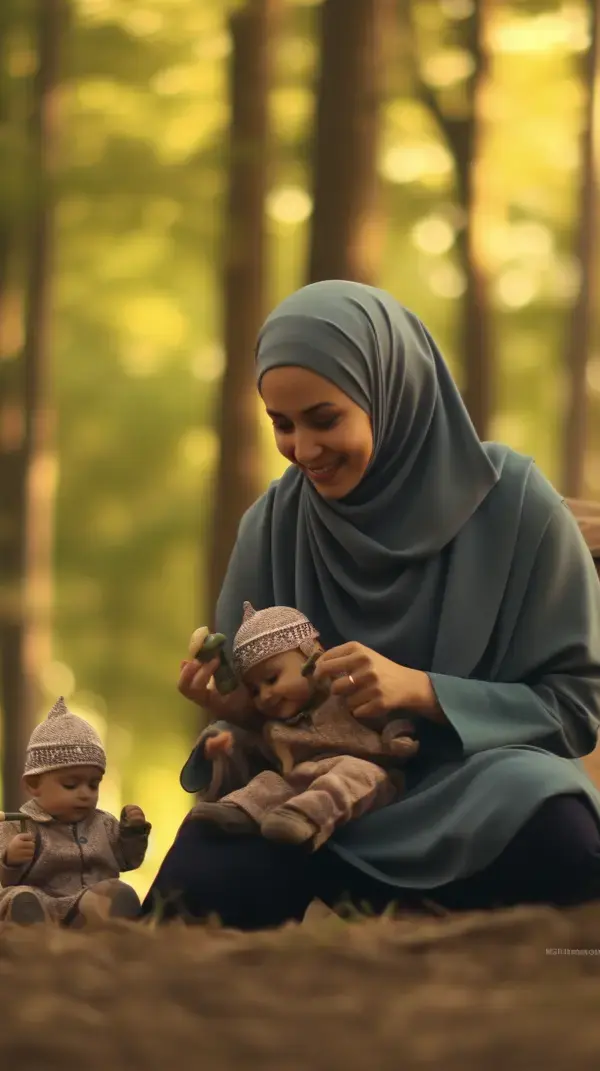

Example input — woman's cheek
[275,433,295,462]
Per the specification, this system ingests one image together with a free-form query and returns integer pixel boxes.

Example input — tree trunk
[307,0,393,284]
[410,1,494,440]
[0,1,28,807]
[562,0,600,498]
[1,0,63,808]
[206,0,278,621]
[0,0,18,351]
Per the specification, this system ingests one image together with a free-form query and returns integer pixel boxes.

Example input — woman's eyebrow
[266,402,337,418]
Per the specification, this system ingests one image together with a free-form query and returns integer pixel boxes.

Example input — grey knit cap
[232,603,319,677]
[24,696,106,777]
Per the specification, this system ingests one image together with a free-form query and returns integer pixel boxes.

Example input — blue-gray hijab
[216,281,525,666]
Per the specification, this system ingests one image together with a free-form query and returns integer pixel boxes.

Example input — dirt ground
[1,902,599,1071]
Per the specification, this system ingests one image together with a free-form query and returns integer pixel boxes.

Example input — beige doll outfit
[186,604,419,850]
[0,697,150,924]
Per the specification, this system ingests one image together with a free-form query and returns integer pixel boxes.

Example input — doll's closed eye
[247,673,279,696]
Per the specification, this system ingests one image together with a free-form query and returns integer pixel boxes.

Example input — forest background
[1,0,599,898]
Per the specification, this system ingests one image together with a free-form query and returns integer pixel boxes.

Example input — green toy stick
[0,811,27,833]
[190,629,239,695]
[301,650,321,677]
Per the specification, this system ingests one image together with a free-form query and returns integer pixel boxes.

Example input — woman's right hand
[178,657,252,723]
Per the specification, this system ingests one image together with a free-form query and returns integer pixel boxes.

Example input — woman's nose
[293,430,323,466]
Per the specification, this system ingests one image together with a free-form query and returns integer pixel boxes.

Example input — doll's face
[24,765,103,823]
[243,649,317,721]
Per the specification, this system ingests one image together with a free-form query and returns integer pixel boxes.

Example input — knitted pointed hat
[24,696,106,777]
[232,602,319,676]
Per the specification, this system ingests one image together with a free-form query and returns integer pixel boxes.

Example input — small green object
[195,633,239,695]
[301,650,320,677]
[196,633,227,661]
[0,811,27,833]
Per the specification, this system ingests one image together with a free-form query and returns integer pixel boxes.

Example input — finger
[178,658,217,696]
[177,661,200,692]
[317,643,358,660]
[351,699,381,719]
[314,655,363,680]
[182,656,218,684]
[330,675,362,697]
[191,659,220,690]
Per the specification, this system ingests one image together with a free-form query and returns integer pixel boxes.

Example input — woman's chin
[312,476,358,500]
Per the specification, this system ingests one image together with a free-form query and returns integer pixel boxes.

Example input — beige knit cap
[24,696,106,777]
[232,602,319,677]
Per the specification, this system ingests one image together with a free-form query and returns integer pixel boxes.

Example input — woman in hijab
[143,280,600,929]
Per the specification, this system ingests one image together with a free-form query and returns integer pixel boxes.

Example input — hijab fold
[216,281,528,668]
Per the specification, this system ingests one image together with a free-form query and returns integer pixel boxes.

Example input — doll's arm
[181,722,274,800]
[0,820,29,886]
[103,810,151,872]
[381,717,420,759]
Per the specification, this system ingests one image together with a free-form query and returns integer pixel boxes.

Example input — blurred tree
[307,0,394,283]
[0,3,13,334]
[207,0,279,619]
[0,0,65,807]
[0,0,21,805]
[562,0,599,498]
[410,0,494,439]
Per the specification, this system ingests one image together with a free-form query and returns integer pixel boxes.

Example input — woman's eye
[312,416,339,430]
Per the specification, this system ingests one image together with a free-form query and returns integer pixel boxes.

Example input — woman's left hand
[313,642,440,720]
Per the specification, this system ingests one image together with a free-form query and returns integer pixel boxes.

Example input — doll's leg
[189,771,297,835]
[70,879,141,926]
[0,886,50,925]
[261,757,397,850]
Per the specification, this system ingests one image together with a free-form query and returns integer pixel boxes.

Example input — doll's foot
[106,882,141,919]
[73,879,141,927]
[261,807,319,848]
[189,801,260,836]
[8,890,47,926]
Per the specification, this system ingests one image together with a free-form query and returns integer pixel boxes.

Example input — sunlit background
[1,0,599,898]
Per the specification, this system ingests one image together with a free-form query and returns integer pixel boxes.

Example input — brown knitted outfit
[190,605,418,850]
[0,698,150,923]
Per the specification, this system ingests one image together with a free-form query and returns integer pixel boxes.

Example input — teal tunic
[189,282,600,891]
[194,449,600,889]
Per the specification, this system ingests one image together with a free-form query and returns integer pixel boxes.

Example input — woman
[143,280,600,929]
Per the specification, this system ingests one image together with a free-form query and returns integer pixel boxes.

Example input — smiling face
[260,367,373,500]
[24,765,102,823]
[243,649,316,721]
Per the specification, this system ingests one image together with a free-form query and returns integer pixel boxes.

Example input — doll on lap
[181,603,419,852]
[0,697,150,926]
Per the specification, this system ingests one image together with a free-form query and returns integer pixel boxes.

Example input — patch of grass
[1,903,600,1070]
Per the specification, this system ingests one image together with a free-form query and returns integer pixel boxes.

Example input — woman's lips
[302,460,342,484]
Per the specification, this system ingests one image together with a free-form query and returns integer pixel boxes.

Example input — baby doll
[181,603,419,852]
[0,697,151,926]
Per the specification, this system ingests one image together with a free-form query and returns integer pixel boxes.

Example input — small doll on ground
[180,603,419,852]
[0,697,151,926]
